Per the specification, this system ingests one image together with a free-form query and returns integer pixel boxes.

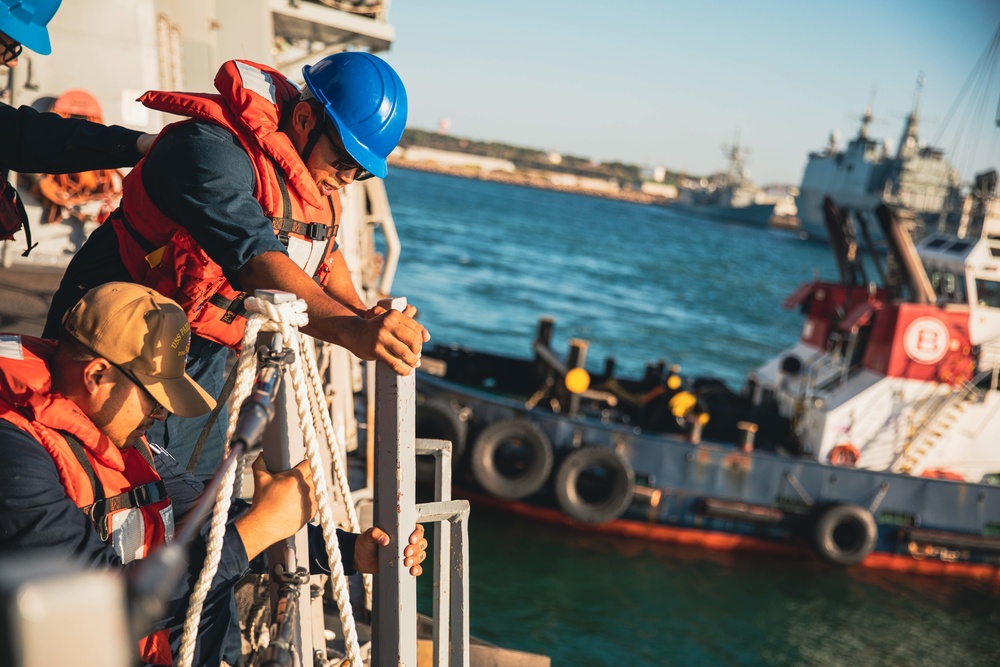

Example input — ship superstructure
[796,79,963,244]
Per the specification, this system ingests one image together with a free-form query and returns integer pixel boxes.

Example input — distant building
[639,165,669,184]
[394,146,516,173]
[640,182,678,199]
[547,173,620,192]
[761,184,799,217]
[547,151,563,165]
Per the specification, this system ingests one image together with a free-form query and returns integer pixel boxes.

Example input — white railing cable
[279,318,363,667]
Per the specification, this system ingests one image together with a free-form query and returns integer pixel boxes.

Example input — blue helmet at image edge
[0,0,62,55]
[302,51,408,179]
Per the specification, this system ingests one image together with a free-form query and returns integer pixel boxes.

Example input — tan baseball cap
[62,282,216,418]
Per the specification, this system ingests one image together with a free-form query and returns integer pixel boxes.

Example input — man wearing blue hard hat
[46,52,429,480]
[0,0,152,254]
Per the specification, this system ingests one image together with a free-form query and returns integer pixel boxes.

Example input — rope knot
[244,295,310,330]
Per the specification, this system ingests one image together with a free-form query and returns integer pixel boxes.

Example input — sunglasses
[322,123,373,181]
[112,363,165,417]
[0,39,22,64]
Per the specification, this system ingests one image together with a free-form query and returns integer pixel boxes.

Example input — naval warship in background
[669,136,778,228]
[795,78,964,244]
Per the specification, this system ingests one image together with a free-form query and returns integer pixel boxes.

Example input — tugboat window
[975,279,1000,308]
[929,270,968,304]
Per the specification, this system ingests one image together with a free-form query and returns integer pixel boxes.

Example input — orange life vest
[111,59,341,349]
[0,335,173,665]
[37,169,123,224]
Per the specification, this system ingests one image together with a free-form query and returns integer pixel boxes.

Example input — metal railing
[372,298,471,667]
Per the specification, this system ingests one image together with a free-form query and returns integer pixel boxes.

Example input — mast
[858,106,873,140]
[896,73,924,159]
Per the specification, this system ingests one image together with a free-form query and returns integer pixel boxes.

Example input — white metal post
[372,298,418,667]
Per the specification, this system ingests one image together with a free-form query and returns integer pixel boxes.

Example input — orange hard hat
[52,89,103,120]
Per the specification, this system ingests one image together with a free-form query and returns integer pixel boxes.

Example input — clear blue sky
[381,0,1000,186]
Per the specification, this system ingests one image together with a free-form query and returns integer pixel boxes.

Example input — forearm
[0,104,144,173]
[239,251,368,352]
[322,250,368,316]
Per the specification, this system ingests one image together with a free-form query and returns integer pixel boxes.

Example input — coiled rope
[176,296,361,667]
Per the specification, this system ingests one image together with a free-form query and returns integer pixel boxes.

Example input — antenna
[911,72,925,114]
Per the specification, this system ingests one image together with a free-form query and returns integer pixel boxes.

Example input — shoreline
[387,158,801,230]
[388,157,666,204]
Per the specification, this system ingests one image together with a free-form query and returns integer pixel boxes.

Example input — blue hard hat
[0,0,62,55]
[302,52,407,179]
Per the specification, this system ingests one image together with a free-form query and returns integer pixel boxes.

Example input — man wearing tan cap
[0,282,426,666]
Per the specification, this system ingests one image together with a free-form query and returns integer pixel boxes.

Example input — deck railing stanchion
[372,297,418,667]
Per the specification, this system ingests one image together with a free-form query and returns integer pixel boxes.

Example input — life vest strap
[209,292,249,324]
[269,164,331,243]
[63,431,168,542]
[115,209,158,254]
[271,217,331,242]
[84,480,169,520]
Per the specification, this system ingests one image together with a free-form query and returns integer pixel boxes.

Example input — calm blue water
[386,168,832,389]
[384,168,1000,667]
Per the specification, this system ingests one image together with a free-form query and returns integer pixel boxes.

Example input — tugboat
[415,178,1000,580]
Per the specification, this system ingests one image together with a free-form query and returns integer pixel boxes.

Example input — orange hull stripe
[462,491,1000,582]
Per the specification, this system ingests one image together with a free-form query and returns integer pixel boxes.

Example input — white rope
[176,307,270,667]
[300,338,373,601]
[278,311,363,667]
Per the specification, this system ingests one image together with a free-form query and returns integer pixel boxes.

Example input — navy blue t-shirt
[43,120,290,337]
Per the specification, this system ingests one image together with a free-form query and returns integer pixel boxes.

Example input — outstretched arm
[141,121,429,375]
[0,103,148,174]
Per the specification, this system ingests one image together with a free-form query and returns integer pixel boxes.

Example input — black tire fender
[554,446,634,524]
[415,397,469,462]
[812,503,878,566]
[470,418,554,500]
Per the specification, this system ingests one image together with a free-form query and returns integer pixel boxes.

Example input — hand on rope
[234,455,319,560]
[237,454,428,575]
[354,524,428,577]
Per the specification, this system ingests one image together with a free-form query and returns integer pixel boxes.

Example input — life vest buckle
[303,222,329,241]
[129,484,152,507]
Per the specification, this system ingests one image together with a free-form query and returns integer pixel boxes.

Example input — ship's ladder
[891,372,991,475]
